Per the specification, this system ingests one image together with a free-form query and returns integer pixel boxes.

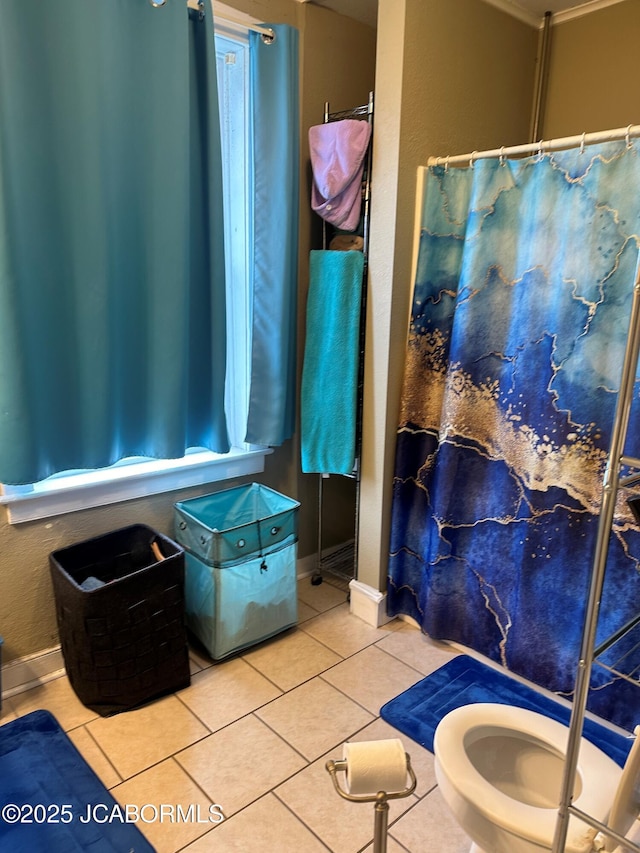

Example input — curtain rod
[207,0,275,41]
[427,123,640,168]
[214,11,275,42]
[153,0,276,42]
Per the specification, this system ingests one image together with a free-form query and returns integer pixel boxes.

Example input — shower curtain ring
[626,125,633,148]
[470,151,478,169]
[499,146,506,167]
[580,132,586,155]
[537,140,544,161]
[445,155,450,172]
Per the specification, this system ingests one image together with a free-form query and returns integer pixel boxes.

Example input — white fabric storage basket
[174,484,299,659]
[182,543,298,660]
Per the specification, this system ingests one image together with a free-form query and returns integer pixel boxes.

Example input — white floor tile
[3,603,465,853]
[389,789,473,853]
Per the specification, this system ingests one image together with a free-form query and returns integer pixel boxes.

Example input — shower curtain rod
[427,123,640,167]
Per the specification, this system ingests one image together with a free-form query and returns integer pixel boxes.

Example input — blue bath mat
[0,710,155,852]
[380,655,633,768]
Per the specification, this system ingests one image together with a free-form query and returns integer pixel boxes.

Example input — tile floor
[0,576,475,853]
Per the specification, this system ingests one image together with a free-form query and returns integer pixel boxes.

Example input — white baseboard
[2,646,66,701]
[348,579,392,627]
[296,552,318,579]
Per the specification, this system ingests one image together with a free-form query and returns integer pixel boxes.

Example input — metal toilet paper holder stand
[325,753,417,853]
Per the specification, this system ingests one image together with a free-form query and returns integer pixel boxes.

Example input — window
[0,18,269,525]
[216,25,251,448]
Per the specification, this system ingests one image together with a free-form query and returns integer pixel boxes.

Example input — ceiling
[301,0,616,29]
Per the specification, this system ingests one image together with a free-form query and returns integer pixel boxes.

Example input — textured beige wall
[357,0,538,593]
[0,0,375,664]
[543,1,640,139]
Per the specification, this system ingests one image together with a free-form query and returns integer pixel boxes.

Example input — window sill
[0,446,272,525]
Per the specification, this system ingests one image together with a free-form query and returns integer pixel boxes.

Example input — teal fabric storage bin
[174,484,299,660]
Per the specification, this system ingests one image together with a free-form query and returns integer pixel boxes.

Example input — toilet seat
[434,703,623,852]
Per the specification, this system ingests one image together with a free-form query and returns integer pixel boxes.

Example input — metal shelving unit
[552,260,640,852]
[312,92,374,589]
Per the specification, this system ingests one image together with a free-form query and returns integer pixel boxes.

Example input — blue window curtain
[245,25,300,447]
[0,0,228,485]
[388,143,640,731]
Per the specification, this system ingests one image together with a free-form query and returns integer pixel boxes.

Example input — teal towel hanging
[301,249,365,475]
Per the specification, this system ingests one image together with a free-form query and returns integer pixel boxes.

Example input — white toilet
[433,702,640,853]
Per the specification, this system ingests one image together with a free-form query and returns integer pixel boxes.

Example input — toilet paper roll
[343,739,408,795]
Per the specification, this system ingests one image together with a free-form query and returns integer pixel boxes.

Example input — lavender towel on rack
[309,119,371,232]
[301,249,365,475]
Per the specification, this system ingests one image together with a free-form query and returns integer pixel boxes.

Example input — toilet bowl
[433,703,638,853]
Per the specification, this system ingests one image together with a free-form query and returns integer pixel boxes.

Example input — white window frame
[0,15,269,526]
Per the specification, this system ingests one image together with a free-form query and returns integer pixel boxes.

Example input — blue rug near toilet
[0,710,155,852]
[380,655,633,768]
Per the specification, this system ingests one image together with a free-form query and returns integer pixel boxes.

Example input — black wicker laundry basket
[49,524,190,716]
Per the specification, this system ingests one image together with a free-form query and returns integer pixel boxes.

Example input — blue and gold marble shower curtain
[388,141,640,729]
